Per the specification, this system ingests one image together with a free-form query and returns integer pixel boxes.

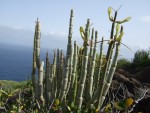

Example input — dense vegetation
[117,49,150,73]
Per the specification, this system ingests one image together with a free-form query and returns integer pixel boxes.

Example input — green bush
[117,58,131,71]
[0,80,29,93]
[132,49,150,71]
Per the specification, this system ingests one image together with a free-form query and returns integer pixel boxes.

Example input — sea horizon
[0,43,54,81]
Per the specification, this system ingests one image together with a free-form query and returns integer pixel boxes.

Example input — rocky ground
[112,66,150,113]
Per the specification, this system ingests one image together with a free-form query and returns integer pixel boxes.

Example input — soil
[112,67,150,113]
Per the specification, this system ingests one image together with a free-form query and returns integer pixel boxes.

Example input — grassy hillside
[0,80,29,92]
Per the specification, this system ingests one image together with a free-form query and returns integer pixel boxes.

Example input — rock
[110,69,150,113]
[0,107,6,113]
[116,69,133,78]
[114,72,142,93]
[133,97,150,113]
[135,66,150,83]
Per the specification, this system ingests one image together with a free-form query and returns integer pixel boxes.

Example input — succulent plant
[30,7,131,112]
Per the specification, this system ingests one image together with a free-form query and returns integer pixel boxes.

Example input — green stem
[59,9,73,102]
[76,19,90,110]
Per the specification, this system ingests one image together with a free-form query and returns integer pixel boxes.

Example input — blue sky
[0,0,150,59]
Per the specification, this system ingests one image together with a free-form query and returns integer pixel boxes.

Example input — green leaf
[12,89,20,95]
[80,26,85,40]
[67,105,71,111]
[104,103,112,112]
[108,7,112,15]
[117,17,131,24]
[108,7,113,21]
[0,89,8,96]
[71,102,75,108]
[114,102,124,110]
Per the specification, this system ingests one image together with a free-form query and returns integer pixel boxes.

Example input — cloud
[139,16,150,24]
[0,26,68,50]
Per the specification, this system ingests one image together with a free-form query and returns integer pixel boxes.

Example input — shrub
[132,49,150,72]
[117,58,131,71]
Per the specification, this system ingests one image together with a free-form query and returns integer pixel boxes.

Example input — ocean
[0,42,133,82]
[0,43,53,81]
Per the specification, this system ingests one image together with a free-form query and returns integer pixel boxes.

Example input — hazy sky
[0,0,150,59]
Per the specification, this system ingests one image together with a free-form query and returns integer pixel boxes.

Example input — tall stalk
[66,47,74,95]
[58,50,64,98]
[59,9,73,102]
[86,28,94,101]
[100,26,124,107]
[88,31,98,101]
[31,23,37,89]
[94,37,104,90]
[34,19,45,105]
[95,11,118,110]
[53,50,57,98]
[76,19,90,110]
[37,61,45,106]
[45,52,51,106]
[68,41,78,105]
[56,49,60,98]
